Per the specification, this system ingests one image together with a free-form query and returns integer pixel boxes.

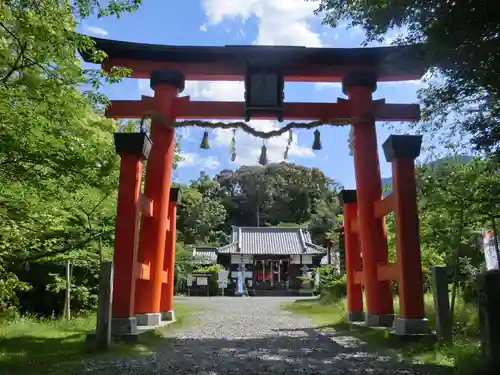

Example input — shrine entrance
[82,37,429,337]
[254,258,290,290]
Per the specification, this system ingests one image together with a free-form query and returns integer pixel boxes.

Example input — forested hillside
[177,164,342,246]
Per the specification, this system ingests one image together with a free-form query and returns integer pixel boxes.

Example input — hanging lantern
[200,130,210,149]
[259,144,268,166]
[244,63,285,122]
[312,129,322,150]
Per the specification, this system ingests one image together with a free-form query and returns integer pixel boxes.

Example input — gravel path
[83,297,452,375]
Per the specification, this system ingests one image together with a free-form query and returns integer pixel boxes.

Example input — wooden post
[478,270,500,367]
[383,135,429,335]
[339,190,364,322]
[65,260,71,320]
[432,266,452,343]
[343,73,394,326]
[111,132,150,335]
[96,261,114,351]
[135,70,185,326]
[161,188,181,321]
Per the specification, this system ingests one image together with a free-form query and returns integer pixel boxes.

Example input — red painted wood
[112,154,143,318]
[106,97,420,122]
[348,86,394,317]
[161,202,177,312]
[344,202,364,313]
[392,158,426,319]
[134,84,177,315]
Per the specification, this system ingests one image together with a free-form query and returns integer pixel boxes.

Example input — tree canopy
[312,0,500,152]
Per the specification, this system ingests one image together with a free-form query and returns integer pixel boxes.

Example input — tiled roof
[192,247,218,265]
[218,227,326,255]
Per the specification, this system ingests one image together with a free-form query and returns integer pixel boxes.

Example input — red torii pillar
[342,72,395,327]
[382,135,428,334]
[134,69,185,327]
[160,188,181,321]
[339,189,364,322]
[110,132,151,334]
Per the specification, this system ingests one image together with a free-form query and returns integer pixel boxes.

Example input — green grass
[283,294,484,373]
[0,303,200,375]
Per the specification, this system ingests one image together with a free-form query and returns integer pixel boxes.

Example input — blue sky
[78,0,425,188]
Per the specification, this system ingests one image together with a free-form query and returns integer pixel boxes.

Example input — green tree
[408,156,500,319]
[0,1,143,313]
[176,173,227,245]
[312,0,500,152]
[215,162,341,233]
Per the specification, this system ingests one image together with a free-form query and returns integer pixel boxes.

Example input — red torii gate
[82,38,429,336]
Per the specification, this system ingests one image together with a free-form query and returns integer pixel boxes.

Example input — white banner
[482,229,500,270]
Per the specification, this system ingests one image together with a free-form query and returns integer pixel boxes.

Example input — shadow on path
[81,325,453,374]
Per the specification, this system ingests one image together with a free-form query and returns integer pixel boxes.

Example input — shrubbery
[316,265,347,303]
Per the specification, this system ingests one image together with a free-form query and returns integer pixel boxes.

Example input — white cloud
[178,152,220,170]
[184,81,244,101]
[138,79,153,96]
[314,82,342,90]
[199,24,208,32]
[213,120,314,166]
[314,79,423,91]
[201,0,322,47]
[86,26,108,37]
[380,80,422,87]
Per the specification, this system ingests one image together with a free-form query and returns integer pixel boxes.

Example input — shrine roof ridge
[80,36,429,81]
[215,226,326,255]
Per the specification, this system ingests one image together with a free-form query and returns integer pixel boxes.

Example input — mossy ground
[283,294,484,374]
[0,302,200,375]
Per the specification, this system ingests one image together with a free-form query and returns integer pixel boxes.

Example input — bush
[316,266,347,303]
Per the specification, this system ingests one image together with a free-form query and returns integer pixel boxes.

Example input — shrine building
[193,226,328,295]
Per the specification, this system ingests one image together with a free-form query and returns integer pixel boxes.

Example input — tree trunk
[450,208,465,329]
[98,233,104,263]
[64,259,71,320]
[491,215,500,267]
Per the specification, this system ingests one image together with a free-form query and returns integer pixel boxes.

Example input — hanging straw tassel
[230,129,237,162]
[284,130,293,160]
[259,144,268,166]
[312,129,322,150]
[200,130,210,149]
